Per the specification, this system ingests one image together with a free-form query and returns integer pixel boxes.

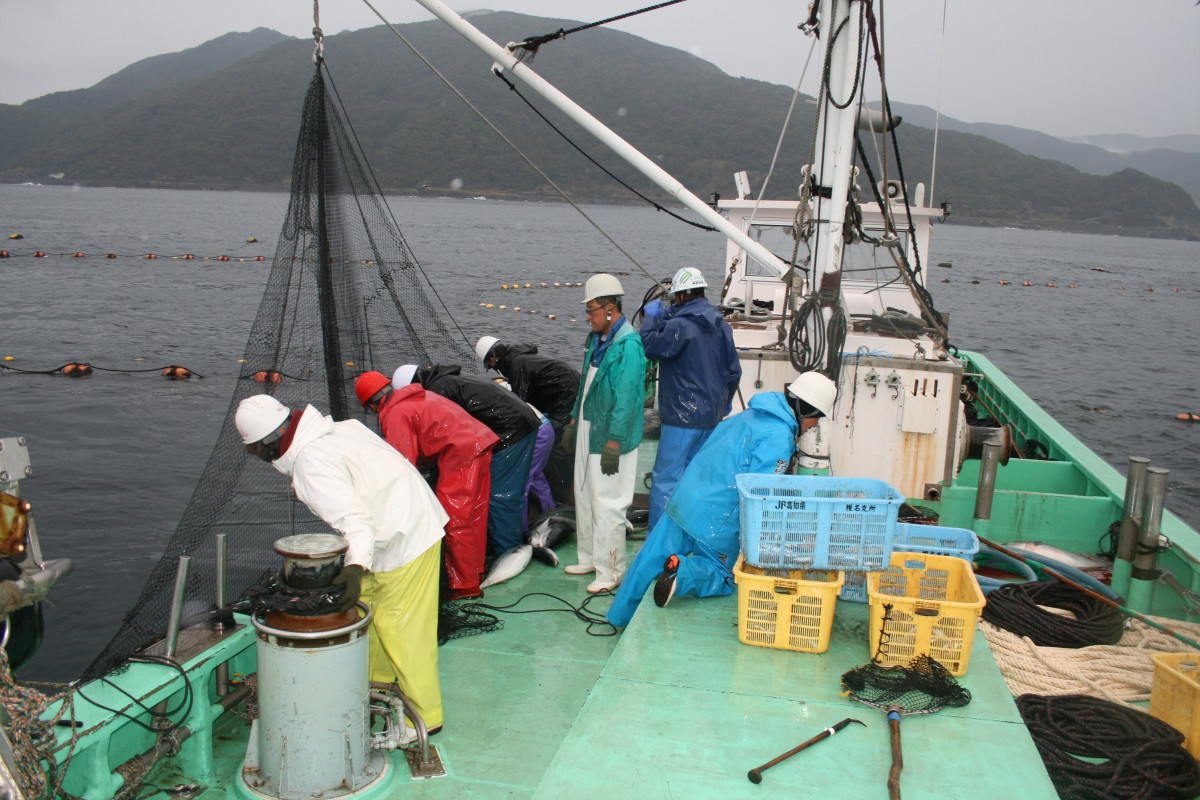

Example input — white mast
[807,0,866,368]
[411,0,791,279]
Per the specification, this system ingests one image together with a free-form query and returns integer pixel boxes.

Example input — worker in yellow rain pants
[236,394,448,737]
[359,542,443,730]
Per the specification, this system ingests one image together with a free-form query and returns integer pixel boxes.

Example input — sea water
[1,183,1198,682]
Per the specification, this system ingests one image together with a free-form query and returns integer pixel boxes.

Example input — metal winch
[238,533,391,800]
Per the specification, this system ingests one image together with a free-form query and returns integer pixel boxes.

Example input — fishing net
[82,62,477,680]
[841,654,972,715]
[842,655,972,800]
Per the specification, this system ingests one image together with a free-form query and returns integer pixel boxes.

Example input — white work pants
[573,367,637,584]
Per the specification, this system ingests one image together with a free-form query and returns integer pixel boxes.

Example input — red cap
[355,371,391,407]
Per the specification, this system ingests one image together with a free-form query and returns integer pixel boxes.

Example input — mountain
[1066,134,1200,156]
[883,102,1200,208]
[2,14,1198,241]
[0,28,290,170]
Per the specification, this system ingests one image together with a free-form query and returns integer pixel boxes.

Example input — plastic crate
[736,474,904,571]
[841,524,981,604]
[733,554,844,654]
[893,523,979,560]
[1150,653,1200,759]
[867,551,985,676]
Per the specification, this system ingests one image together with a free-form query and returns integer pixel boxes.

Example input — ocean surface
[2,184,1198,682]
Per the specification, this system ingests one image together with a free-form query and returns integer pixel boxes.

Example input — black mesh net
[840,655,972,714]
[83,63,477,680]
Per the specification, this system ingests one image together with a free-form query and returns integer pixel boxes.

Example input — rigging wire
[513,0,689,61]
[746,34,820,228]
[358,0,655,285]
[492,71,715,233]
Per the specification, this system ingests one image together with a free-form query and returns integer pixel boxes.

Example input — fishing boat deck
[409,536,1058,799]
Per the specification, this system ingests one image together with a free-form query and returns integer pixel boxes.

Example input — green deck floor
[400,536,1059,800]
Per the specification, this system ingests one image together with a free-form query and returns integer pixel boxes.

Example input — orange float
[253,370,284,383]
[162,366,192,379]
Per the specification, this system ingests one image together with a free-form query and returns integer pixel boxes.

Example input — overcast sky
[2,0,1197,139]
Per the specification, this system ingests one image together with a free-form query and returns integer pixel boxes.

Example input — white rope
[982,614,1200,708]
[313,0,324,63]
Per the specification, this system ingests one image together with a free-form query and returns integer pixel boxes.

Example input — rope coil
[981,581,1126,648]
[1017,693,1200,800]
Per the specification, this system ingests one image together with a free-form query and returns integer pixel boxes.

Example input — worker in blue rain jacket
[606,372,837,628]
[639,267,741,530]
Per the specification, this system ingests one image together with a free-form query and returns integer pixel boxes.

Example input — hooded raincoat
[606,392,798,628]
[378,384,499,598]
[640,297,741,429]
[273,404,448,728]
[416,365,539,449]
[641,296,742,529]
[492,343,580,425]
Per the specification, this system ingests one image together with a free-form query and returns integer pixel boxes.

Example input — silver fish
[1001,541,1109,571]
[480,544,533,588]
[526,519,573,567]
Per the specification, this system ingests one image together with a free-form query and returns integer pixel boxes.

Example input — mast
[314,67,347,420]
[807,0,866,373]
[410,0,790,279]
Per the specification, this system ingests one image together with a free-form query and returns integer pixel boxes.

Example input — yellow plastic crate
[733,554,844,654]
[867,551,985,676]
[1150,652,1200,759]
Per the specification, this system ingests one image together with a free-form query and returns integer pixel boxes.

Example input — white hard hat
[236,395,290,444]
[392,364,418,389]
[671,267,707,294]
[581,273,625,304]
[475,336,500,363]
[786,372,837,417]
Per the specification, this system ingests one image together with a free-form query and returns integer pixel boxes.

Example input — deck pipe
[1127,467,1170,612]
[1110,456,1150,597]
[214,533,230,697]
[971,437,1003,539]
[164,555,191,659]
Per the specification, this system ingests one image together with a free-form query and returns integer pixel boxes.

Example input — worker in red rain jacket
[355,371,499,599]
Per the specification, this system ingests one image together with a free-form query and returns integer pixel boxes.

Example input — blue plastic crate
[893,522,979,560]
[736,474,904,571]
[839,524,979,603]
[840,571,869,603]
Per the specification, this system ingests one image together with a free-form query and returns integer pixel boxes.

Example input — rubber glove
[561,421,576,453]
[600,442,621,475]
[642,299,663,323]
[331,564,365,613]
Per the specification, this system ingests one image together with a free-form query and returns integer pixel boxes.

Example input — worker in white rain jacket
[236,394,449,734]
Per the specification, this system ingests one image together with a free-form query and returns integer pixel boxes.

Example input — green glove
[600,442,621,476]
[561,421,577,453]
[331,564,365,614]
